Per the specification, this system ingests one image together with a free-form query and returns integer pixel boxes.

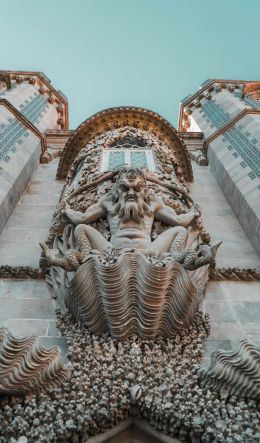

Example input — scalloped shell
[200,340,260,399]
[0,328,69,395]
[67,251,205,340]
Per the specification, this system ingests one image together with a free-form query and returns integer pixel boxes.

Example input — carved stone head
[116,168,147,201]
[112,168,151,223]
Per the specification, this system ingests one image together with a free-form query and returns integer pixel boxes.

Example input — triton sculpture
[41,168,219,271]
[1,111,259,443]
[40,126,221,338]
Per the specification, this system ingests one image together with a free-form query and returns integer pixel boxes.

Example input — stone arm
[154,202,200,227]
[63,201,107,225]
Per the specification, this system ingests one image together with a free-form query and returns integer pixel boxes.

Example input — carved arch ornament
[0,72,11,90]
[57,106,193,181]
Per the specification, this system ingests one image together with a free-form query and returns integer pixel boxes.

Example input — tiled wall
[0,80,60,232]
[208,113,260,255]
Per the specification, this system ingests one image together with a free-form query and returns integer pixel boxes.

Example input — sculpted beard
[112,192,151,223]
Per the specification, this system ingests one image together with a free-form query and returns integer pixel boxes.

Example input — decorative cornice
[0,70,69,129]
[57,106,193,182]
[178,79,260,132]
[204,108,260,150]
[1,264,259,282]
[0,73,11,89]
[0,98,46,155]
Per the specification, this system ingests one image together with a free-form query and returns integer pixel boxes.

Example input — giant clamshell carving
[0,328,69,395]
[66,250,206,340]
[199,340,260,400]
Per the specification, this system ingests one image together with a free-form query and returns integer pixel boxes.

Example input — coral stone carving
[0,328,69,395]
[1,312,259,442]
[200,340,260,400]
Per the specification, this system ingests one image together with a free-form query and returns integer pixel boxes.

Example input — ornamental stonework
[0,101,259,443]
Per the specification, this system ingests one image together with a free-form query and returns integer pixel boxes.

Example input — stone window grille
[101,149,157,172]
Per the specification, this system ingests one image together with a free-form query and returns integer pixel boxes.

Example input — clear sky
[1,0,259,129]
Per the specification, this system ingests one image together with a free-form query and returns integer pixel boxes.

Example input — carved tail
[39,242,79,271]
[188,241,222,271]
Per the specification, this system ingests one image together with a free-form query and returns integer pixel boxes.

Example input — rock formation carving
[2,312,259,442]
[199,340,260,400]
[0,328,69,395]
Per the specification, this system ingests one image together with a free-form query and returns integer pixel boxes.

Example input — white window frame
[101,149,157,172]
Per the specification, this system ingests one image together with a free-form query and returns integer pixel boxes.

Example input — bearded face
[112,171,151,223]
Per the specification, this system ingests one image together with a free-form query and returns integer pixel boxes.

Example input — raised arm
[155,202,201,227]
[63,200,107,225]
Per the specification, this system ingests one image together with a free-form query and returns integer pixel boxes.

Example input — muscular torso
[104,199,155,250]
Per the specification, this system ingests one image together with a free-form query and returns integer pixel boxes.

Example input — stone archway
[57,106,193,182]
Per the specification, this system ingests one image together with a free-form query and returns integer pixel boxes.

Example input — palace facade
[0,72,259,443]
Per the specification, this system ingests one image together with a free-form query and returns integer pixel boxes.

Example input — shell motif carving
[199,340,260,400]
[0,328,69,395]
[67,251,203,340]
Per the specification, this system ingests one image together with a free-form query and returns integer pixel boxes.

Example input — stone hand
[61,202,71,217]
[39,242,51,259]
[191,203,201,218]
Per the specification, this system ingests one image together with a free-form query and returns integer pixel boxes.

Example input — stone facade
[0,71,68,233]
[179,79,260,256]
[0,75,259,443]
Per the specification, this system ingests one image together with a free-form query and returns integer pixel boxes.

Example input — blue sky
[1,0,259,129]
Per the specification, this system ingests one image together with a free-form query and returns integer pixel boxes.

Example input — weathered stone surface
[190,162,260,268]
[200,280,260,362]
[0,158,64,267]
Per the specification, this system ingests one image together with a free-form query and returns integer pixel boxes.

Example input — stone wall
[208,113,260,255]
[0,72,68,233]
